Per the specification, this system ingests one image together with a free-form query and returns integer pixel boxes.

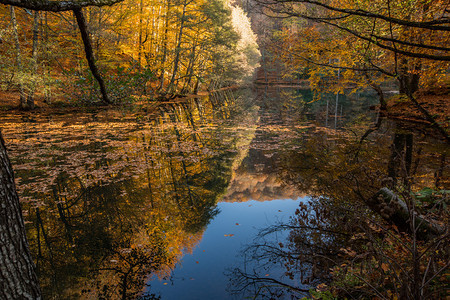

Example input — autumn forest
[0,0,448,299]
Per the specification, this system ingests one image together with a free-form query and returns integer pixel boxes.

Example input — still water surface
[147,199,303,300]
[1,87,446,299]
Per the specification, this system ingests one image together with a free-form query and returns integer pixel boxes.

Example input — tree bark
[0,131,42,299]
[73,7,111,104]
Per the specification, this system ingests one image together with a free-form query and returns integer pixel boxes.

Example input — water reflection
[1,86,447,299]
[230,88,448,299]
[2,89,259,299]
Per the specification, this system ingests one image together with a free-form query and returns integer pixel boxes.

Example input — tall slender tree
[1,0,123,104]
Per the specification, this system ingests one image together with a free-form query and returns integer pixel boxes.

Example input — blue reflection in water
[146,198,305,300]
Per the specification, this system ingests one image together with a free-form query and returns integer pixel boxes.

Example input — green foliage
[413,187,449,211]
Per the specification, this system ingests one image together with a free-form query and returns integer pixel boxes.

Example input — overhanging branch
[0,0,123,12]
[257,0,450,31]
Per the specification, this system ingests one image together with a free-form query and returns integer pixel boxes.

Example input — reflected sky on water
[148,199,304,300]
[3,86,445,299]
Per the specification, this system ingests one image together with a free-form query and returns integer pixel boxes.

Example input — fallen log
[367,187,445,239]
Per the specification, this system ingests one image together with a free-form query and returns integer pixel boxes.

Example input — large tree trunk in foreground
[0,131,42,299]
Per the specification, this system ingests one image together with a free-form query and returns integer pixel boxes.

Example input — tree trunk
[168,0,190,93]
[398,59,420,96]
[182,41,197,94]
[0,131,42,299]
[73,7,111,104]
[26,11,40,110]
[367,188,444,240]
[398,73,420,95]
[42,11,52,103]
[363,70,386,110]
[138,0,143,70]
[158,0,171,92]
[387,131,413,187]
[10,6,27,109]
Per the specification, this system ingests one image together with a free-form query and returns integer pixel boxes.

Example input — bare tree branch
[256,0,450,31]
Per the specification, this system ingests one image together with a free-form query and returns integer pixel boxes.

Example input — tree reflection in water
[1,87,447,299]
[1,89,257,299]
[228,88,448,300]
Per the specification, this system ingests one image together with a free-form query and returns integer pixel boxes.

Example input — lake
[0,87,447,299]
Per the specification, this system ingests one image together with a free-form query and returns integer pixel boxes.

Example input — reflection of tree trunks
[407,94,450,143]
[53,182,73,243]
[166,140,183,214]
[171,119,198,209]
[121,270,128,300]
[359,115,383,145]
[387,132,413,187]
[56,201,73,241]
[364,70,386,110]
[181,159,197,209]
[145,160,154,209]
[353,117,384,160]
[404,134,413,180]
[435,154,446,189]
[35,207,55,268]
[0,131,42,299]
[169,160,183,213]
[142,135,154,209]
[181,103,197,133]
[35,210,42,259]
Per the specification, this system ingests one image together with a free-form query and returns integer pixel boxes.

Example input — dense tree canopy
[0,0,260,107]
[251,0,449,97]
